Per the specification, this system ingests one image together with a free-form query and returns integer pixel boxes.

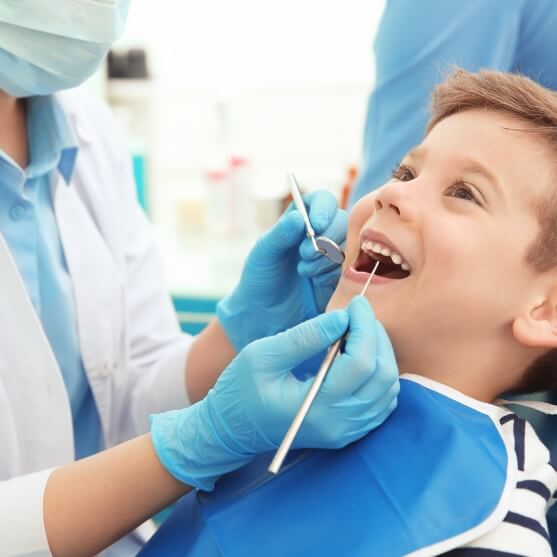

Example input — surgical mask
[0,0,130,97]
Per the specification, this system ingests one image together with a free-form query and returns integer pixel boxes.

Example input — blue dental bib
[141,377,514,557]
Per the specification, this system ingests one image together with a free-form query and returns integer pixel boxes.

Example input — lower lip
[343,265,402,285]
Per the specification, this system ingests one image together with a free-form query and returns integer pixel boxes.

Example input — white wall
[118,0,384,88]
[109,0,386,224]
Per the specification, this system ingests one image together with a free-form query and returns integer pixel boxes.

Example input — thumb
[342,295,377,358]
[256,310,349,371]
[252,211,305,261]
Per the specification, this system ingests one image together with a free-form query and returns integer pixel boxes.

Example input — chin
[326,296,347,312]
[326,282,355,312]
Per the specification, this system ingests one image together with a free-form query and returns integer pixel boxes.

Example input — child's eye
[446,182,480,205]
[391,163,415,182]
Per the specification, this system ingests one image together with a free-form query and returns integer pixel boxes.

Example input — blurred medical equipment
[269,260,380,475]
[107,48,152,214]
[288,172,345,265]
[205,157,254,237]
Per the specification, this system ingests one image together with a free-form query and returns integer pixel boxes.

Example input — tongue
[374,258,402,278]
[355,251,409,279]
[381,268,409,279]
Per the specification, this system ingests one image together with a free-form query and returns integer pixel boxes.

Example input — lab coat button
[99,361,111,378]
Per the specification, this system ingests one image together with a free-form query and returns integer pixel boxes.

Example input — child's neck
[0,91,29,169]
[399,334,535,403]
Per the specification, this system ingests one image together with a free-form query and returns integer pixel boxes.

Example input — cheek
[343,195,376,266]
[413,227,514,323]
[424,222,483,278]
[326,277,358,311]
[350,194,376,228]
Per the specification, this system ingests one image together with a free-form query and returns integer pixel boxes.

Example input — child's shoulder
[402,376,556,555]
[497,409,555,478]
[458,409,556,556]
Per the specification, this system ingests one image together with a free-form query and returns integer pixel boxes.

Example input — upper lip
[359,228,410,265]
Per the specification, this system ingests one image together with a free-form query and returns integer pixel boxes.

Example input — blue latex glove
[151,296,399,491]
[217,190,348,352]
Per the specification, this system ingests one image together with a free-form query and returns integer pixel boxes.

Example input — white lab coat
[0,90,193,556]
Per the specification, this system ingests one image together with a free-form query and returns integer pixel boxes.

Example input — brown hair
[427,68,557,394]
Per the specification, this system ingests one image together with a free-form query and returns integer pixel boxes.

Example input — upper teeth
[361,240,410,271]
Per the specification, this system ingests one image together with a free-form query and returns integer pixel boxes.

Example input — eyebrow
[405,146,426,166]
[405,147,504,201]
[458,160,503,199]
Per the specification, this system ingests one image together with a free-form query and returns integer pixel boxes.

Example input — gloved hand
[151,296,399,491]
[217,190,347,352]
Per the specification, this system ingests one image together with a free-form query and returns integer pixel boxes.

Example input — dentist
[0,2,399,556]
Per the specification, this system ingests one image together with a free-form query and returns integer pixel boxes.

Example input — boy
[142,69,557,556]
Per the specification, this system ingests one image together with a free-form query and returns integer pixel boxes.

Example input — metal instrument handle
[288,172,322,253]
[268,262,379,475]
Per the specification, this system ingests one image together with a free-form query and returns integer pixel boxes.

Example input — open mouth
[353,239,411,280]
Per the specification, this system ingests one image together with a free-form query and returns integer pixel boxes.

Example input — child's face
[328,109,555,373]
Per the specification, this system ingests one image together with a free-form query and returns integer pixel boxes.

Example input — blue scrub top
[350,0,557,204]
[0,95,101,459]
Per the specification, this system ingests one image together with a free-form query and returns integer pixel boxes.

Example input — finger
[309,268,340,313]
[311,284,335,315]
[353,379,399,415]
[353,317,399,401]
[252,210,305,261]
[343,295,377,356]
[320,296,396,400]
[305,190,338,233]
[299,210,348,262]
[330,379,399,412]
[297,256,340,277]
[318,209,348,248]
[337,398,398,447]
[353,395,399,434]
[321,296,378,396]
[310,266,341,292]
[248,310,349,371]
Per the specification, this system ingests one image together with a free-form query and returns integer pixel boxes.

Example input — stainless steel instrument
[268,260,380,475]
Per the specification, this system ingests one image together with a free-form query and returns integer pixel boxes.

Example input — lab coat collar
[54,89,96,147]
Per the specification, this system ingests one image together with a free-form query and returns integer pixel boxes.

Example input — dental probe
[268,260,380,475]
[287,172,345,265]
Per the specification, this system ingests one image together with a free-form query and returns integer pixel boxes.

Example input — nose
[374,197,400,215]
[375,182,406,220]
[373,182,417,223]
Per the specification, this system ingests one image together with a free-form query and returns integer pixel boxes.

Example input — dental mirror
[314,237,345,265]
[287,172,345,265]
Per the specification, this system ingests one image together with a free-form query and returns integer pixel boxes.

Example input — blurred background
[84,0,386,333]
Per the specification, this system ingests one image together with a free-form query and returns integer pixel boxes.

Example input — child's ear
[513,290,557,348]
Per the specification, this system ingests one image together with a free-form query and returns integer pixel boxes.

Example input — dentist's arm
[37,299,399,557]
[0,438,186,557]
[44,434,189,557]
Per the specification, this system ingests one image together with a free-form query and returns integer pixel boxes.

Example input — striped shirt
[442,412,556,557]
